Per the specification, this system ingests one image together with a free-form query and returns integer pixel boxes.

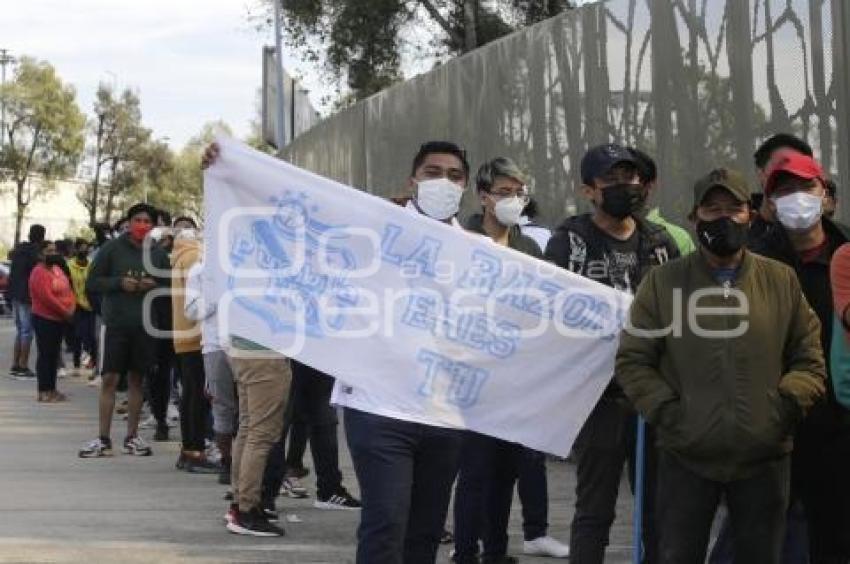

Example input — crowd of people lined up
[6,132,850,564]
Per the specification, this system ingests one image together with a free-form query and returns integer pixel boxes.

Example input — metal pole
[633,416,646,564]
[273,0,288,154]
[0,48,14,149]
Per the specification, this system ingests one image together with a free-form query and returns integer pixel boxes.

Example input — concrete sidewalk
[0,317,635,563]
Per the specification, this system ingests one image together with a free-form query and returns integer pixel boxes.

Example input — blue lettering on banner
[416,349,489,408]
[228,192,360,338]
[400,292,520,359]
[560,293,616,341]
[380,223,441,278]
[459,250,502,296]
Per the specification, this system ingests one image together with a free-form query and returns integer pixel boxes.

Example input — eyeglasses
[489,187,530,203]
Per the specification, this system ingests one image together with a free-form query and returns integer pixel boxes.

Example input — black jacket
[545,213,680,399]
[8,241,41,303]
[464,214,543,258]
[750,217,850,432]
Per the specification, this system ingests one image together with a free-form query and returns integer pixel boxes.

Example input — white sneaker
[523,536,570,558]
[139,415,158,429]
[57,368,68,379]
[167,404,180,425]
[87,375,102,388]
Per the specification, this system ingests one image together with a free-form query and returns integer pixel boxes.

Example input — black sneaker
[261,502,280,523]
[14,368,35,381]
[9,366,23,378]
[153,423,169,442]
[314,489,361,511]
[226,508,285,537]
[481,557,518,564]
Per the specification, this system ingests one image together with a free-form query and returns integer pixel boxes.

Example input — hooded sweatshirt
[171,237,202,354]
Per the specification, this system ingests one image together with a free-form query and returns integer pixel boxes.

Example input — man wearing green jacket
[616,168,826,564]
[79,203,170,459]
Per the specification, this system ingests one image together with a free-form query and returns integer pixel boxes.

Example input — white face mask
[415,178,464,220]
[492,196,525,227]
[773,192,823,230]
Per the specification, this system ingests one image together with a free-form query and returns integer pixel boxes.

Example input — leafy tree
[126,120,234,222]
[0,57,85,244]
[79,85,151,226]
[264,0,573,101]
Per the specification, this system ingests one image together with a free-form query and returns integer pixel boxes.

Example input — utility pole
[0,48,15,149]
[273,0,288,155]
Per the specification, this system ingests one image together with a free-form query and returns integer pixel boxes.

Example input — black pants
[657,452,790,564]
[32,314,64,393]
[178,352,208,452]
[794,412,850,564]
[454,433,549,560]
[149,337,175,424]
[71,309,96,367]
[262,361,344,502]
[285,420,309,471]
[570,397,658,564]
[345,408,463,564]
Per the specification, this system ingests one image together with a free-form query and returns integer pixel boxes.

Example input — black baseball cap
[581,144,637,185]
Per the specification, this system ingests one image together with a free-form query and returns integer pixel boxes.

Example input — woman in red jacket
[29,241,75,402]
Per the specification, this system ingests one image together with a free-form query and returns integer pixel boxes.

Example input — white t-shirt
[519,216,552,253]
[184,261,221,354]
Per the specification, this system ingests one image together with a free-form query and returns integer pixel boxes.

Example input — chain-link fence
[283,0,850,227]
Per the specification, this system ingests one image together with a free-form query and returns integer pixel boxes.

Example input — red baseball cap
[764,150,825,196]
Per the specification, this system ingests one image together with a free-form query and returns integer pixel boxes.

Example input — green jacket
[616,250,825,482]
[646,208,696,256]
[86,234,170,328]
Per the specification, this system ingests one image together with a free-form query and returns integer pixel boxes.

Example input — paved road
[0,317,636,563]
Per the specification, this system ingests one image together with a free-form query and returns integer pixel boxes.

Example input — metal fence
[282,0,850,227]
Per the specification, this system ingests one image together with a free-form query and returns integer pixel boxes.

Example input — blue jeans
[344,408,463,564]
[12,300,33,344]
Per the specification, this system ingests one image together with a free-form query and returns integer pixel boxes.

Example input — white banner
[203,137,632,456]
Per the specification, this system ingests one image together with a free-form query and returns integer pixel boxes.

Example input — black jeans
[32,314,64,393]
[178,352,208,452]
[71,309,96,367]
[454,432,549,561]
[149,337,175,425]
[262,361,345,503]
[344,408,463,564]
[657,452,790,564]
[570,397,658,564]
[794,412,850,564]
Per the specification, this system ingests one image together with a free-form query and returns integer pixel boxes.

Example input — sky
[0,0,317,149]
[1,1,599,150]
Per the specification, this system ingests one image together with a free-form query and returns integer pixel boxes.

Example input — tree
[266,0,573,101]
[125,121,233,222]
[0,57,85,244]
[79,85,151,226]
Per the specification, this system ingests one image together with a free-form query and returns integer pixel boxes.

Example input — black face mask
[600,183,644,219]
[696,217,749,257]
[45,254,64,267]
[76,251,88,262]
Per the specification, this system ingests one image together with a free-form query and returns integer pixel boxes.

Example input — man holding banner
[203,136,630,562]
[545,143,678,564]
[333,141,470,563]
[617,168,826,564]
